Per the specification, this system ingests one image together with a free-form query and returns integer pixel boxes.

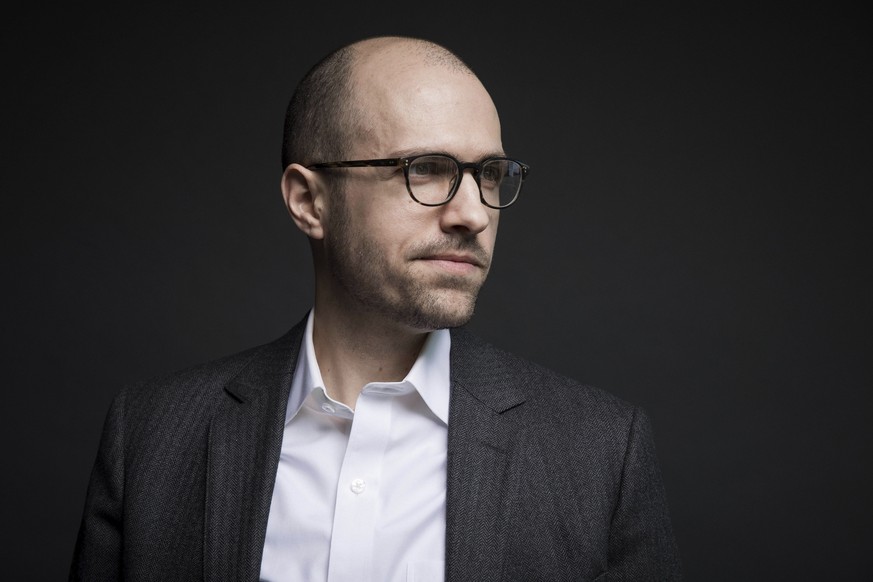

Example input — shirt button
[321,403,335,414]
[350,478,366,494]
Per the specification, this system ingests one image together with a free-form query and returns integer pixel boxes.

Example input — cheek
[483,212,499,248]
[366,211,418,255]
[373,199,430,234]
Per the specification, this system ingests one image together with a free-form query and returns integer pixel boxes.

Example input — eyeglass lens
[407,155,523,207]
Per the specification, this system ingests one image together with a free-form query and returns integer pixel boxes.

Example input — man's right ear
[281,163,325,240]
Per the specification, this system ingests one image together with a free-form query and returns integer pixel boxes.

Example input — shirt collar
[285,309,451,425]
[399,325,450,425]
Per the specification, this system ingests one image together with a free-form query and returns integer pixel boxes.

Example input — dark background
[4,3,871,580]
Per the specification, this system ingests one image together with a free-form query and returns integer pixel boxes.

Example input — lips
[410,239,491,278]
[420,253,484,268]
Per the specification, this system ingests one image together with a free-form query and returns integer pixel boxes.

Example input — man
[70,35,681,581]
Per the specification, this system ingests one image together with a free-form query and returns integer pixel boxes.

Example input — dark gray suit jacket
[70,315,681,581]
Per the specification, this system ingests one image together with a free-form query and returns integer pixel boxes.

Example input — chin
[403,291,478,331]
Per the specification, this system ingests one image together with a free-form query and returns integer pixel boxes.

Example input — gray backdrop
[4,3,871,580]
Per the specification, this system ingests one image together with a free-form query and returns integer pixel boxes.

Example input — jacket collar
[201,318,527,581]
[445,326,527,582]
[203,315,307,581]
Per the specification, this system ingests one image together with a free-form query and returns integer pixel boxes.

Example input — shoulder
[126,344,255,397]
[450,326,639,429]
[112,326,302,422]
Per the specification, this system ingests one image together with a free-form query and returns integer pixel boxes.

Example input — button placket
[327,393,392,581]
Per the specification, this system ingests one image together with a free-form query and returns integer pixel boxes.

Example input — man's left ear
[281,163,325,240]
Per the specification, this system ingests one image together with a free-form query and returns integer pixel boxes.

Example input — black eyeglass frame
[306,154,530,209]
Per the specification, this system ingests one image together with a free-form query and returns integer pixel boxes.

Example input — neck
[310,299,429,410]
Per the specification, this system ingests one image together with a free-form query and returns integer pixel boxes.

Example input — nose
[438,171,492,235]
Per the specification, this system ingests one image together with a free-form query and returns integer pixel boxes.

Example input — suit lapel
[200,320,523,580]
[203,319,306,581]
[445,328,527,582]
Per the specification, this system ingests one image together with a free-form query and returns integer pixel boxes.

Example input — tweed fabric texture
[70,315,681,581]
[445,328,681,581]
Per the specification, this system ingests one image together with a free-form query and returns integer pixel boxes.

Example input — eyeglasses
[307,153,530,209]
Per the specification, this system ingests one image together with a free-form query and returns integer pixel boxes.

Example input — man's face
[319,54,503,332]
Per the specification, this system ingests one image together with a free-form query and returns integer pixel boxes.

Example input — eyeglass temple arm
[306,159,402,169]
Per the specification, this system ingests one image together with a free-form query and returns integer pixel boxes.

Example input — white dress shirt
[260,310,450,582]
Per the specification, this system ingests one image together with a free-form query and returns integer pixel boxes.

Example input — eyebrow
[388,148,508,161]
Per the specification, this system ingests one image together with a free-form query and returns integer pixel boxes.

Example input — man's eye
[412,162,438,176]
[481,164,502,184]
[410,157,455,180]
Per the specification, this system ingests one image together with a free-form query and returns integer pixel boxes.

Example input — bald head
[281,36,481,170]
[351,36,474,75]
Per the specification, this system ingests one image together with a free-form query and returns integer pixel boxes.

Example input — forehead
[349,45,503,158]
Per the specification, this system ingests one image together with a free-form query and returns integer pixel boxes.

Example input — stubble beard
[327,195,489,331]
